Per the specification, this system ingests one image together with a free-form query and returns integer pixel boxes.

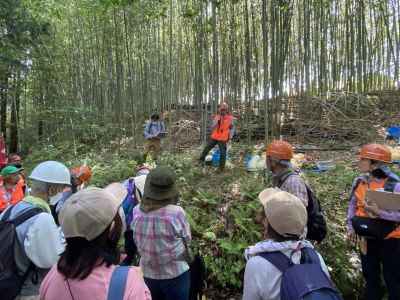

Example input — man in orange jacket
[199,102,235,171]
[0,165,25,212]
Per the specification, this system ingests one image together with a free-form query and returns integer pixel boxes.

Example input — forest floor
[24,141,393,300]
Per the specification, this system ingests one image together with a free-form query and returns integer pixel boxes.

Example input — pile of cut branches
[285,91,400,143]
[167,119,200,151]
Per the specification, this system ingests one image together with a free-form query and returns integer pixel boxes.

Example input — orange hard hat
[359,144,392,163]
[71,165,92,183]
[266,140,294,160]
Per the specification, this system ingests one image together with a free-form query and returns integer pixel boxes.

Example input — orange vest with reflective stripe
[355,180,400,239]
[0,178,25,212]
[211,114,234,142]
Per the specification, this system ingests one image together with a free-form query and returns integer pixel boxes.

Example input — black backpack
[279,172,327,242]
[0,206,43,300]
[189,255,206,300]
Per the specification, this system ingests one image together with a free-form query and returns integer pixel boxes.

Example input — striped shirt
[131,204,191,280]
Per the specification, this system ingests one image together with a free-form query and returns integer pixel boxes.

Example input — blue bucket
[387,126,400,139]
[244,154,252,169]
[211,148,229,166]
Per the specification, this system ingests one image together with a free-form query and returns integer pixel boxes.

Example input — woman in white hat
[39,185,151,300]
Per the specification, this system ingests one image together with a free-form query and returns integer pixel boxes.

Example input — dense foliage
[25,142,366,299]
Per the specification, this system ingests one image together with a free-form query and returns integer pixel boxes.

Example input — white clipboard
[366,190,400,210]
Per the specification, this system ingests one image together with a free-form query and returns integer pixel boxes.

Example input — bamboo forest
[1,0,400,299]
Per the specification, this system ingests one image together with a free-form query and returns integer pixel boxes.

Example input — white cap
[60,184,127,241]
[29,161,71,185]
[258,188,307,238]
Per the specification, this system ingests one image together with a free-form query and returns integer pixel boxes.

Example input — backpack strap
[1,205,14,221]
[300,247,321,265]
[107,266,130,300]
[257,252,292,273]
[277,170,296,188]
[11,207,44,227]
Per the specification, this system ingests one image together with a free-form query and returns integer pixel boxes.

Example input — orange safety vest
[355,180,400,239]
[0,178,25,212]
[211,114,234,142]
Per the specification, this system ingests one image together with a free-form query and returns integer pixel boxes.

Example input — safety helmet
[29,161,71,185]
[266,140,294,160]
[71,165,92,183]
[360,144,392,163]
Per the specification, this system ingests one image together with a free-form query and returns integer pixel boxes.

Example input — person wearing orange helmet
[70,165,92,191]
[347,144,400,300]
[199,102,235,171]
[266,140,309,207]
[50,165,92,225]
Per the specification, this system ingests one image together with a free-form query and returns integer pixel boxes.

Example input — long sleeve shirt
[242,240,330,300]
[1,199,64,296]
[347,176,400,232]
[144,121,166,140]
[272,170,309,207]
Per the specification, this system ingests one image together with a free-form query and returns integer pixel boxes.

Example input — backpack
[0,206,43,300]
[121,178,141,229]
[120,179,141,266]
[279,172,327,242]
[107,266,130,300]
[258,247,343,300]
[187,254,206,300]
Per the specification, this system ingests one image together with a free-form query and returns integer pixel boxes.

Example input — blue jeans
[144,271,190,300]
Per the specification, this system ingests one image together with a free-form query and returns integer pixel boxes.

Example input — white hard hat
[29,161,71,185]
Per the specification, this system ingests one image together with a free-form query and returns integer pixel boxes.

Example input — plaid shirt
[131,204,191,279]
[273,170,309,207]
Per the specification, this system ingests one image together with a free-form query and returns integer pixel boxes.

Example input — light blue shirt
[144,121,166,140]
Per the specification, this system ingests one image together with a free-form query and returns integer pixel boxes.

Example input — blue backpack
[120,179,141,266]
[121,179,141,228]
[258,247,343,300]
[66,266,129,300]
[107,266,130,300]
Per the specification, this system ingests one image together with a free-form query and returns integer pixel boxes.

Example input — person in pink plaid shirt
[131,166,191,300]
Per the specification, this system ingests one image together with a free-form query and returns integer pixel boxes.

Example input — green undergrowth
[25,142,364,299]
[160,152,364,299]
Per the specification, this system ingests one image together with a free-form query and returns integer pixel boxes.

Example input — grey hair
[30,180,65,194]
[30,180,49,194]
[269,157,292,168]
